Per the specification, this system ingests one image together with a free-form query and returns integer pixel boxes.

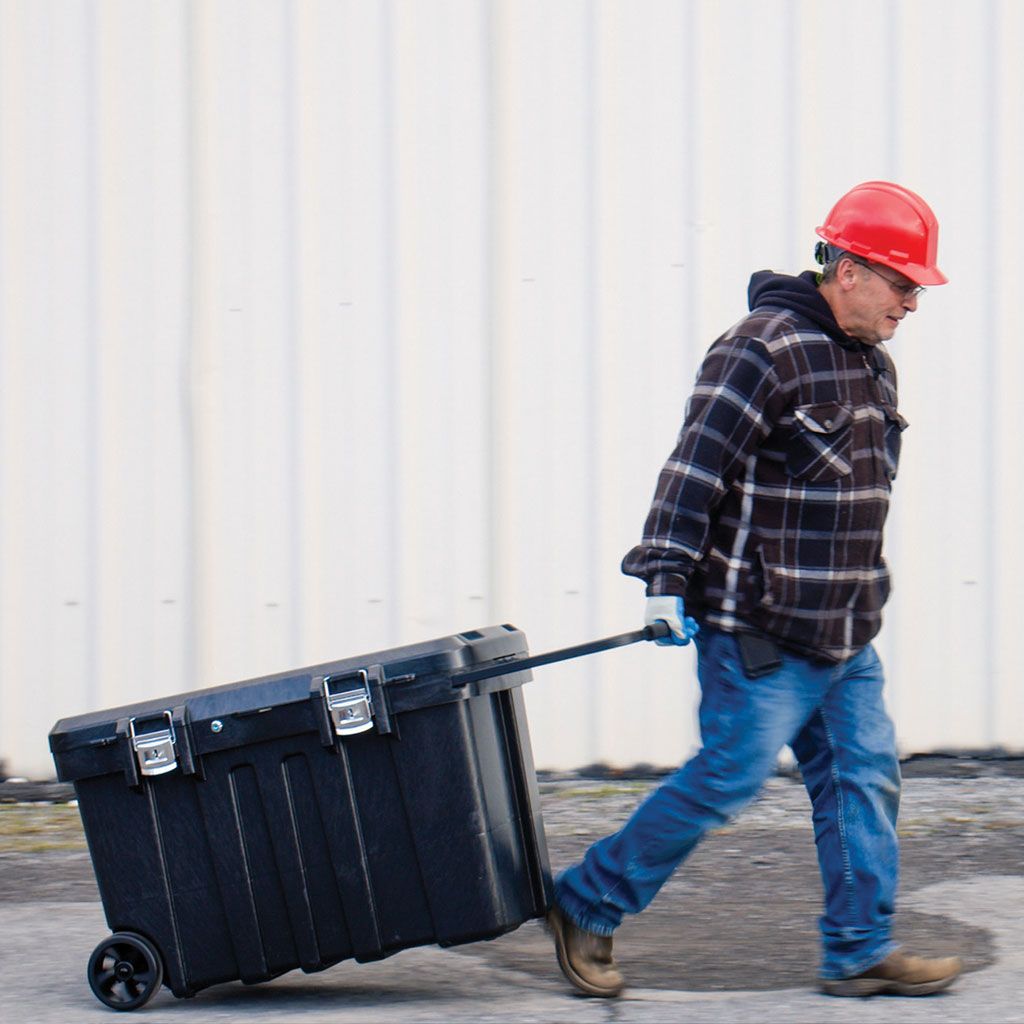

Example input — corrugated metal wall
[2,0,1022,778]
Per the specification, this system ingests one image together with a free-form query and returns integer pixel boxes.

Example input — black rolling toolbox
[49,621,664,1011]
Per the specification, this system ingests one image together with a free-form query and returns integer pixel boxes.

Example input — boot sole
[822,971,961,997]
[546,910,624,999]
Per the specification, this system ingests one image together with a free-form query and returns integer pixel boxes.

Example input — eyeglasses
[850,258,925,301]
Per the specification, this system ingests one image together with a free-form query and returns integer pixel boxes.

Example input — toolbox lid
[49,624,530,784]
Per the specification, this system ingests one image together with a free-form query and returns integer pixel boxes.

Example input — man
[547,181,963,999]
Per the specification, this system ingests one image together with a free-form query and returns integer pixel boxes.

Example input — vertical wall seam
[0,8,5,740]
[682,1,698,382]
[482,0,497,629]
[283,3,302,664]
[888,14,901,175]
[583,2,600,762]
[982,0,998,743]
[182,0,199,691]
[380,0,400,644]
[783,0,798,265]
[85,5,100,708]
[883,7,903,700]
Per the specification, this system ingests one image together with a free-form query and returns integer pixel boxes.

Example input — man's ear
[837,256,860,291]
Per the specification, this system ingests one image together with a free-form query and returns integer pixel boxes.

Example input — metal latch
[128,712,178,776]
[323,671,374,736]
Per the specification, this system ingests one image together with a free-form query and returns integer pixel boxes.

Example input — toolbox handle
[451,620,671,688]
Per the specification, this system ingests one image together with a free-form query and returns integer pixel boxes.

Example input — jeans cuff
[553,880,619,937]
[820,939,899,981]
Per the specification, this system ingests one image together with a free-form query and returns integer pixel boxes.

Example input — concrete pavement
[2,879,1022,1022]
[1,762,1021,1021]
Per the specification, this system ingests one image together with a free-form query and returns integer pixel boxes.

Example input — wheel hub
[114,959,135,980]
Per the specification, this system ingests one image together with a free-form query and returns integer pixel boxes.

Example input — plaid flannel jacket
[622,272,907,663]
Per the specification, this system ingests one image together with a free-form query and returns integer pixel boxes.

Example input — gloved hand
[645,595,700,646]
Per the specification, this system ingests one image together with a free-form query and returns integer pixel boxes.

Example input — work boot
[821,950,963,997]
[546,904,624,998]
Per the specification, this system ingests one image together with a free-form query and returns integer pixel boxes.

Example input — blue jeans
[555,627,901,980]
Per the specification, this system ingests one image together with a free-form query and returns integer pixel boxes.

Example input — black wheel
[87,932,164,1011]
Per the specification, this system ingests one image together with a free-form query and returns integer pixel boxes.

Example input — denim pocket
[785,403,854,482]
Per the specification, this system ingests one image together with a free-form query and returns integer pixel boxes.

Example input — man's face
[839,260,922,346]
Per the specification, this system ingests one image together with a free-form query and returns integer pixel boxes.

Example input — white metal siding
[2,0,1022,778]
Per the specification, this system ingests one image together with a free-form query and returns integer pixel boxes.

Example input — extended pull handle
[452,620,671,688]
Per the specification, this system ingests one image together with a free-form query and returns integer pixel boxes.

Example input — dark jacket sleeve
[621,335,785,596]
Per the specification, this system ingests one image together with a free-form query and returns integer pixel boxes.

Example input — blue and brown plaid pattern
[622,296,906,663]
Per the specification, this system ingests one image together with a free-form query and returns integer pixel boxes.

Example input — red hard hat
[816,181,947,286]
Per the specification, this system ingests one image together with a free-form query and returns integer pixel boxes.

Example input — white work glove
[645,595,700,646]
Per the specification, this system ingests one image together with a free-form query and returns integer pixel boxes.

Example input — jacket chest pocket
[883,405,909,481]
[785,403,854,483]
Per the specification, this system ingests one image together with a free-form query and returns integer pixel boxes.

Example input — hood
[747,270,865,353]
